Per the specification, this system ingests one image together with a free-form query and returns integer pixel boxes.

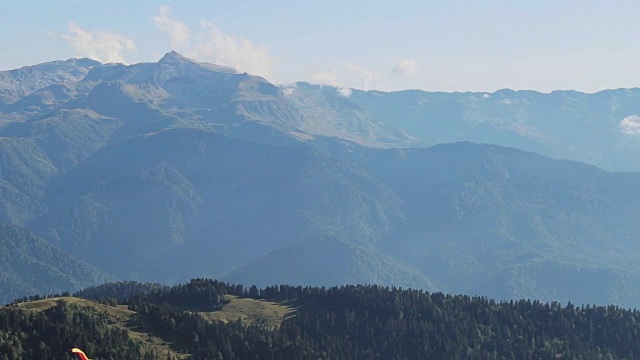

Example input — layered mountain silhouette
[2,52,640,306]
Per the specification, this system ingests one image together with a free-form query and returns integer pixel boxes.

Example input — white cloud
[311,71,339,87]
[482,93,491,98]
[153,5,190,48]
[280,84,297,96]
[311,64,381,91]
[53,22,135,63]
[391,58,417,74]
[188,20,278,79]
[620,115,640,136]
[345,63,381,89]
[337,88,352,97]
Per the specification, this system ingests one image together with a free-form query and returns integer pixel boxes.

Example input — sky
[2,0,639,93]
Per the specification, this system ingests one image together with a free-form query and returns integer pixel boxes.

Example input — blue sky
[2,0,639,92]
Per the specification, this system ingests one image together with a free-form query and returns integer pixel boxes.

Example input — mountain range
[1,51,640,307]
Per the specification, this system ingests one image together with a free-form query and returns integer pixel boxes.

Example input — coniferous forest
[2,279,639,359]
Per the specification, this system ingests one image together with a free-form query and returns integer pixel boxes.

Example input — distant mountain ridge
[0,58,100,105]
[2,53,640,307]
[3,52,640,170]
[288,83,640,171]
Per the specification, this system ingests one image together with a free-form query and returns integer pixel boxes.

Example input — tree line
[2,279,638,359]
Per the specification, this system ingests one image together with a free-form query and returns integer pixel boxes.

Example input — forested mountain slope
[2,54,640,307]
[347,142,640,306]
[0,224,111,304]
[31,129,404,282]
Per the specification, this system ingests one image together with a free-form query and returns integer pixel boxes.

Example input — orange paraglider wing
[70,348,91,360]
